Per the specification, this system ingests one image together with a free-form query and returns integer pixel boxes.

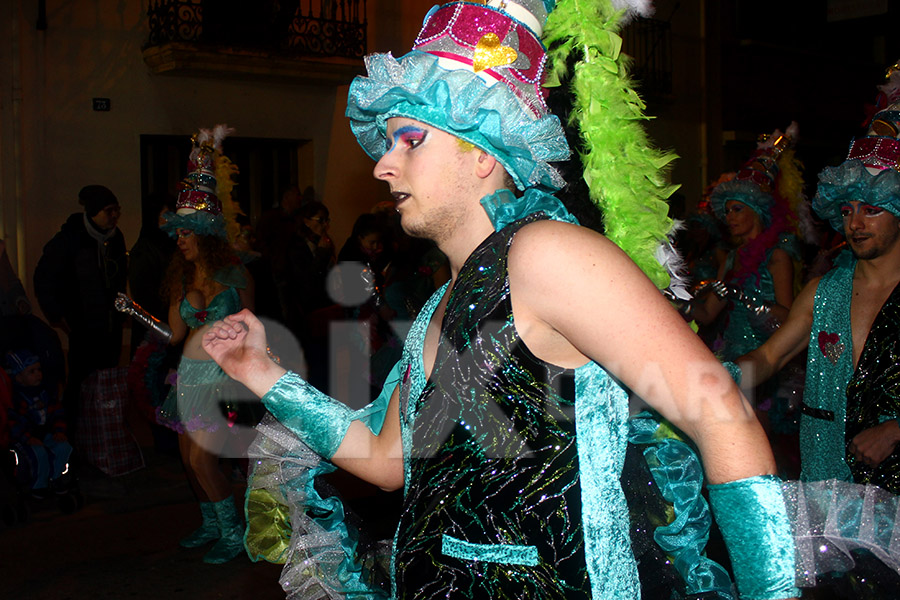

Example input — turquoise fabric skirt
[157,356,233,433]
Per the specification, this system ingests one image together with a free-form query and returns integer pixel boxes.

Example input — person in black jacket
[33,185,127,433]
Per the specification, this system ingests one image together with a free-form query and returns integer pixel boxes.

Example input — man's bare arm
[509,221,774,484]
[332,385,404,491]
[203,309,404,490]
[736,276,818,389]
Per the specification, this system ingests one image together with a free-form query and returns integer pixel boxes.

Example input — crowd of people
[3,0,900,597]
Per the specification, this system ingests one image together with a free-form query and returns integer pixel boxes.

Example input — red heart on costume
[817,331,844,365]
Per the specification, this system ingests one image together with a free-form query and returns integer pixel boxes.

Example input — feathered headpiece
[162,125,241,242]
[710,122,800,226]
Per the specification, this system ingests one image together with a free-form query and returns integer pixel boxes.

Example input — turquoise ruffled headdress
[813,61,900,231]
[710,123,799,228]
[347,0,569,192]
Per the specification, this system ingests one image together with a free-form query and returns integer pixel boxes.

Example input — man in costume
[204,0,798,598]
[738,64,900,496]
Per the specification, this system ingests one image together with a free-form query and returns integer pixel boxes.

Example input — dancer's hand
[849,420,900,467]
[203,308,286,396]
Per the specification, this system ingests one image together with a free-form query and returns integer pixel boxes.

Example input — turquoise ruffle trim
[711,180,774,227]
[245,415,390,598]
[346,50,570,191]
[629,412,737,599]
[813,159,900,231]
[161,210,227,239]
[479,188,579,230]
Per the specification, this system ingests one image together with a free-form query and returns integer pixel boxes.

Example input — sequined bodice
[721,248,776,360]
[720,235,798,361]
[179,286,241,329]
[395,216,591,599]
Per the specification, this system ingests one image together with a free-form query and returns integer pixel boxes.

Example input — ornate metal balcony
[143,0,367,84]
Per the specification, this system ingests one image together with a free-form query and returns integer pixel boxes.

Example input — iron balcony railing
[146,0,367,59]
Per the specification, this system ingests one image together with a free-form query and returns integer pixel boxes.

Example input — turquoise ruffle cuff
[708,475,799,600]
[262,364,402,460]
[262,371,355,460]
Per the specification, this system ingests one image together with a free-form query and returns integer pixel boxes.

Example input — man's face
[841,201,900,259]
[91,203,121,230]
[303,211,329,238]
[373,118,478,242]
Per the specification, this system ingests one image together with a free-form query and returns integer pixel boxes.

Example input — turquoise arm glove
[708,475,798,600]
[262,362,404,460]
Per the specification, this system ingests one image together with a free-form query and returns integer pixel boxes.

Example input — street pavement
[1,443,285,600]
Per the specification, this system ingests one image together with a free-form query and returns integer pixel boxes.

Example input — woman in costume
[156,125,254,564]
[690,124,805,361]
[688,126,808,477]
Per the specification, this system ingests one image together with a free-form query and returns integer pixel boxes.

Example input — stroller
[1,365,83,521]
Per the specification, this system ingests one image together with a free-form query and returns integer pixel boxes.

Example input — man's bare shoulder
[772,274,820,335]
[507,218,665,319]
[508,219,630,275]
[794,275,822,311]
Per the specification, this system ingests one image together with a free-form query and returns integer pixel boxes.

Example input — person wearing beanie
[33,184,127,434]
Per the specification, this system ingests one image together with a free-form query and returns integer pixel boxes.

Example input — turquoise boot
[203,498,245,564]
[179,501,219,548]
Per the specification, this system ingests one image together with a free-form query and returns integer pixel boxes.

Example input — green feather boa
[544,0,679,289]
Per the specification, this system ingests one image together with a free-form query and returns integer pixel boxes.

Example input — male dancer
[738,91,900,495]
[204,0,797,598]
